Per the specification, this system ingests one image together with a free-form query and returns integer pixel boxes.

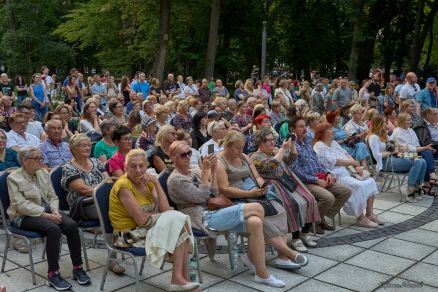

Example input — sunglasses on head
[180,150,192,158]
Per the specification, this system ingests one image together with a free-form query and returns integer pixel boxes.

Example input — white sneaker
[291,239,308,253]
[254,274,285,288]
[272,258,301,270]
[300,233,317,247]
[241,254,255,274]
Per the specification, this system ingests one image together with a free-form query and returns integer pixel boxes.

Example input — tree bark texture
[204,0,222,79]
[151,0,171,81]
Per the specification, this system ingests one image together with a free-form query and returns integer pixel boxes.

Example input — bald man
[399,72,421,101]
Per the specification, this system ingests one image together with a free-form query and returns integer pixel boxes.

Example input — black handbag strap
[240,154,260,188]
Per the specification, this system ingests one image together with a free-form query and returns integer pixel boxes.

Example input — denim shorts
[203,204,246,234]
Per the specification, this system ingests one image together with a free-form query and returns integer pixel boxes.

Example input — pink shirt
[108,151,126,175]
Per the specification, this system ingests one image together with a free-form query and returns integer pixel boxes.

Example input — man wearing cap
[416,77,437,115]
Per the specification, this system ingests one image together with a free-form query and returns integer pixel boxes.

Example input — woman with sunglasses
[7,146,90,290]
[167,141,286,288]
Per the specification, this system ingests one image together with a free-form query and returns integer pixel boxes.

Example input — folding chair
[48,165,100,270]
[158,169,251,270]
[0,169,43,285]
[93,178,146,292]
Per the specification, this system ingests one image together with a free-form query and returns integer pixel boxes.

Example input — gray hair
[17,146,40,163]
[207,120,225,136]
[254,128,274,147]
[45,119,62,131]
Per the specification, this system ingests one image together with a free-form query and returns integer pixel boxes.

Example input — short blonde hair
[176,100,190,113]
[222,130,245,147]
[305,111,321,123]
[69,133,91,149]
[155,125,175,148]
[207,120,225,136]
[155,105,170,118]
[168,140,189,159]
[397,112,410,126]
[125,149,148,167]
[350,104,363,114]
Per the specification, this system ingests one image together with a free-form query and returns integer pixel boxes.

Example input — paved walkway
[1,183,438,291]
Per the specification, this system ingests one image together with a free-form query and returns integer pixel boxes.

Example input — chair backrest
[0,171,12,222]
[157,169,177,209]
[104,161,110,174]
[49,165,69,211]
[93,178,115,237]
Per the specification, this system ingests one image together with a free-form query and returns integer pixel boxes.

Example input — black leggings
[292,223,312,239]
[20,212,82,272]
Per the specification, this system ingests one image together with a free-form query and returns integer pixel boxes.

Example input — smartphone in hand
[208,144,215,155]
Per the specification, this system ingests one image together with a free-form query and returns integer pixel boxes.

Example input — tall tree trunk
[425,21,434,67]
[151,0,171,81]
[348,19,361,81]
[204,0,221,79]
[409,0,424,71]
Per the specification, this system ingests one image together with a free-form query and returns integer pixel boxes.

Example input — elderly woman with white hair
[7,146,91,290]
[199,120,227,156]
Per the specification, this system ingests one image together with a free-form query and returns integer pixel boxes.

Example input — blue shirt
[0,148,20,171]
[416,88,437,112]
[289,137,327,184]
[39,139,73,168]
[132,80,150,97]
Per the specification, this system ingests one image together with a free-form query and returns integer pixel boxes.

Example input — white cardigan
[390,127,419,152]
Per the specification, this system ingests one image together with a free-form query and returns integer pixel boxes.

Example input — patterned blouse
[61,158,106,205]
[172,113,192,132]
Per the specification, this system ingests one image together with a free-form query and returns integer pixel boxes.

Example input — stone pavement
[1,184,438,291]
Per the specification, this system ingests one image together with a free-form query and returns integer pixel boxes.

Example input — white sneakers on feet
[272,257,302,270]
[254,274,285,288]
[241,254,256,274]
[300,233,317,247]
[291,239,308,253]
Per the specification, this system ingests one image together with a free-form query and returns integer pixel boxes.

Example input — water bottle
[229,232,239,269]
[189,257,197,282]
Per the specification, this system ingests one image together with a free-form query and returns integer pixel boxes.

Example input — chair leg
[332,217,336,227]
[139,257,145,275]
[270,245,275,255]
[26,239,36,285]
[226,235,234,269]
[1,235,10,272]
[312,222,316,235]
[42,238,46,259]
[338,212,342,225]
[131,254,140,292]
[240,235,245,254]
[160,257,165,270]
[100,251,112,291]
[93,229,98,249]
[79,229,90,271]
[194,239,203,283]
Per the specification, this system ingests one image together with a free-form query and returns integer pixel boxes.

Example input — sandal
[109,260,125,275]
[422,185,437,197]
[428,179,438,186]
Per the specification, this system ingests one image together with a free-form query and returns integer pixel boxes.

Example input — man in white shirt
[6,112,40,151]
[41,66,53,101]
[399,72,421,101]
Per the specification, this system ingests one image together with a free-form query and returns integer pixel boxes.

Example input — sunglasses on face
[180,150,192,158]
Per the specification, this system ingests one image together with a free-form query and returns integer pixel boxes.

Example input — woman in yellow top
[109,149,199,292]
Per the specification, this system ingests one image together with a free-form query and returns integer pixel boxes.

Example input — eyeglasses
[77,143,92,148]
[180,150,192,158]
[115,105,124,109]
[264,138,275,143]
[0,136,6,141]
[28,156,43,163]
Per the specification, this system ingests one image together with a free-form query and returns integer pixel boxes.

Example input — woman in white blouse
[390,113,436,195]
[313,122,382,228]
[367,115,427,202]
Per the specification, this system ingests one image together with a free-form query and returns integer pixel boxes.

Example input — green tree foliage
[0,0,76,76]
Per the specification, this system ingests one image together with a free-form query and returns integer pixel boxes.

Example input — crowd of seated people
[0,68,437,291]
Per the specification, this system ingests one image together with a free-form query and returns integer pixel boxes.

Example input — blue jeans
[203,204,246,233]
[420,150,435,181]
[341,142,369,161]
[383,157,427,187]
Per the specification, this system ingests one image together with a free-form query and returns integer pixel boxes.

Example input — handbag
[346,166,370,181]
[240,156,278,217]
[207,195,232,211]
